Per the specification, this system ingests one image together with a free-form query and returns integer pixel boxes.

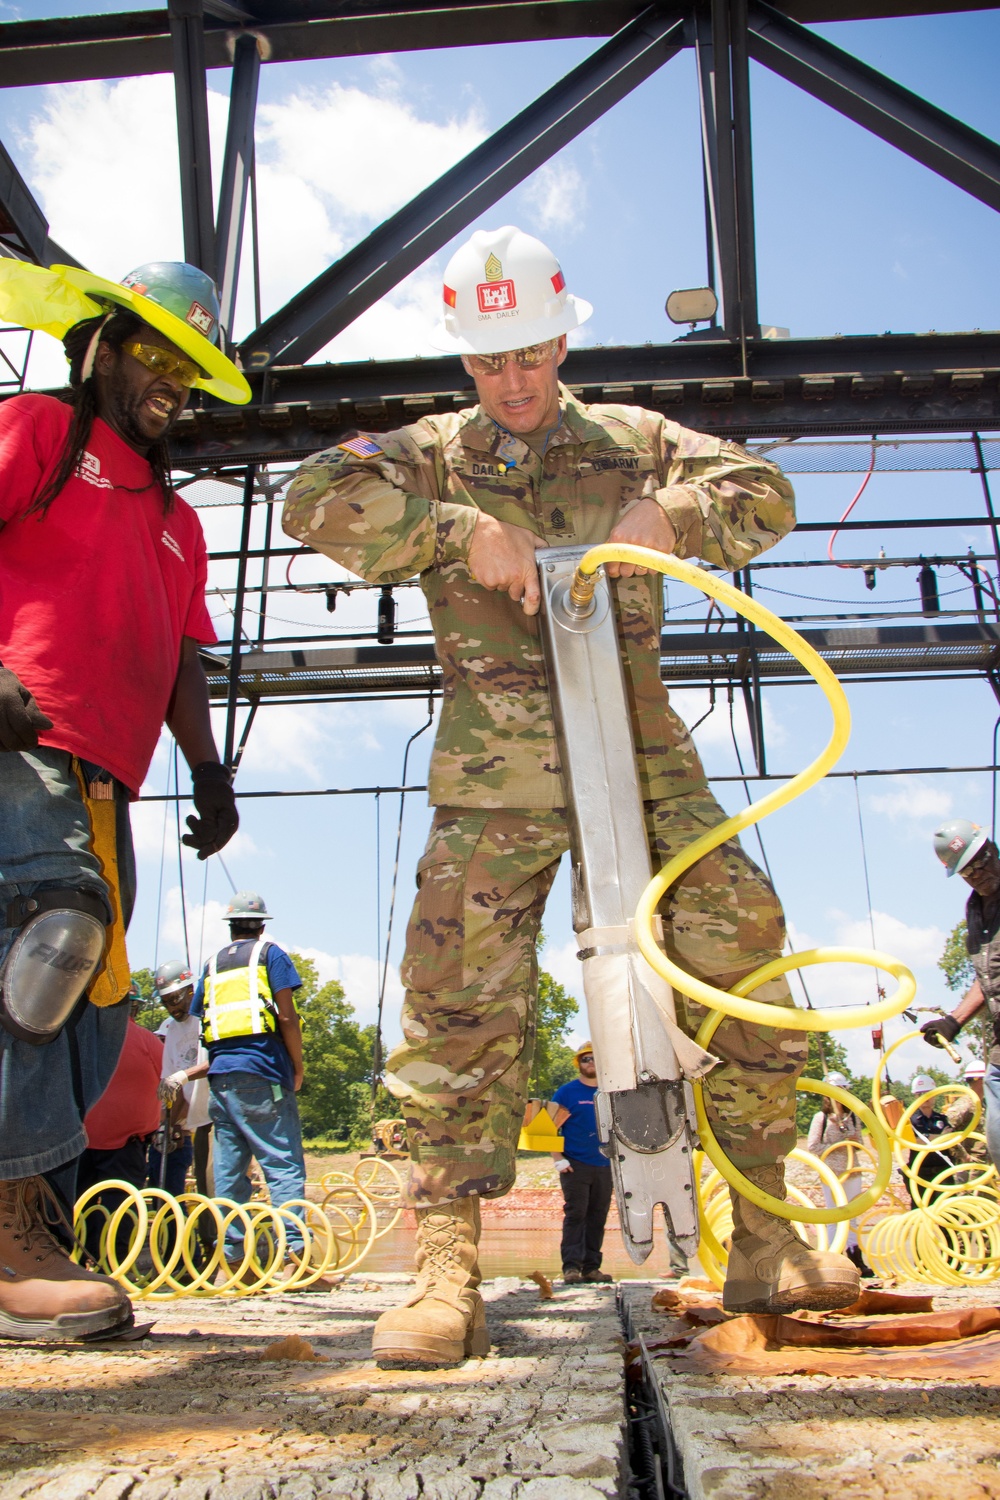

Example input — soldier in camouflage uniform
[283,226,859,1365]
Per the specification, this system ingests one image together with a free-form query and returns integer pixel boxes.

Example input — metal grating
[202,624,1000,701]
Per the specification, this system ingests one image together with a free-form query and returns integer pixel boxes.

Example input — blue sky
[2,4,1000,1084]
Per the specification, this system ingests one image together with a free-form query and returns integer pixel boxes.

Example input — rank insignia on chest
[550,507,566,530]
[338,435,384,459]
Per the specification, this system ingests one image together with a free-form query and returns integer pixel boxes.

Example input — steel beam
[237,6,687,369]
[0,4,993,88]
[161,331,1000,463]
[0,138,49,265]
[748,0,1000,214]
[169,0,215,274]
[200,621,1000,706]
[730,0,760,343]
[215,31,261,340]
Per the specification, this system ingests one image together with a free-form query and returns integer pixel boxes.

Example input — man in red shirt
[0,260,249,1342]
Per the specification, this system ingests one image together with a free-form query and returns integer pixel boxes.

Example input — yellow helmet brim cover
[0,260,251,405]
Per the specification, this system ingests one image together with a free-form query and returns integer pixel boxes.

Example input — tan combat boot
[371,1196,490,1367]
[723,1163,860,1314]
[0,1177,133,1340]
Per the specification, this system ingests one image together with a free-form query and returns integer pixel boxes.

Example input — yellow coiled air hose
[571,544,996,1282]
[72,1160,404,1298]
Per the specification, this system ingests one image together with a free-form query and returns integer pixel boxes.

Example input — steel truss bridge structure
[2,0,1000,789]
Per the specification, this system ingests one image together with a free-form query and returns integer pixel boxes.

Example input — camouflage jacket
[282,386,795,809]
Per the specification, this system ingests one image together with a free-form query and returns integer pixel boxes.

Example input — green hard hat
[225,890,271,921]
[155,959,195,997]
[119,261,222,346]
[933,819,988,878]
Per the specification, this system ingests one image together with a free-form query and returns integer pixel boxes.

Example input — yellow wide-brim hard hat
[0,261,251,405]
[574,1039,594,1060]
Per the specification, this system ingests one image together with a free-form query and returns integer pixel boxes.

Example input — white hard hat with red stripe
[433,225,592,355]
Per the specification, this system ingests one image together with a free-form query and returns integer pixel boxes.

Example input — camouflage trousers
[385,787,806,1204]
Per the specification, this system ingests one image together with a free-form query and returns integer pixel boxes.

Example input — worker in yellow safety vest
[186,890,307,1260]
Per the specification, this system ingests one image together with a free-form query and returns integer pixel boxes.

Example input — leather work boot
[723,1163,860,1315]
[371,1196,490,1367]
[0,1177,133,1340]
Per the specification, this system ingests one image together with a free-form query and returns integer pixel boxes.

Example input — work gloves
[182,761,239,860]
[158,1071,189,1104]
[0,663,52,751]
[920,1014,962,1048]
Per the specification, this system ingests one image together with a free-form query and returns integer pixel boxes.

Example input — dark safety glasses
[123,342,201,388]
[578,1053,595,1063]
[465,339,561,376]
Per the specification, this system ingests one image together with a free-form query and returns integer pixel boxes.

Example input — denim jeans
[0,748,134,1179]
[147,1135,194,1197]
[983,1065,1000,1171]
[208,1071,306,1257]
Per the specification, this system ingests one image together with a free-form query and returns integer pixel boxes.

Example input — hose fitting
[568,563,599,616]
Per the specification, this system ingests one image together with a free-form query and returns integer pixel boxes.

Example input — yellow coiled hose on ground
[73,1159,404,1298]
[574,544,997,1284]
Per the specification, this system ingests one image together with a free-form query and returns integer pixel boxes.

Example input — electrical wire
[173,742,191,969]
[373,695,436,1104]
[828,439,877,566]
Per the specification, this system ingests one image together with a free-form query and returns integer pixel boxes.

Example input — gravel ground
[623,1281,1000,1500]
[0,1277,626,1500]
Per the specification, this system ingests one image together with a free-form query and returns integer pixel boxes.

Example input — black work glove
[182,761,238,860]
[920,1014,962,1048]
[0,663,53,751]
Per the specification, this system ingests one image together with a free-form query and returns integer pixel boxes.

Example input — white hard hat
[964,1062,987,1079]
[825,1071,849,1089]
[933,818,988,878]
[432,225,592,355]
[911,1074,937,1096]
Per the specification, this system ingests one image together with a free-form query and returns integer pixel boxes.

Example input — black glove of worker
[0,663,53,751]
[182,761,238,860]
[920,1014,962,1048]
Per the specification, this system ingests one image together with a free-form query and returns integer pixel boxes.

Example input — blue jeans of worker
[984,1066,1000,1172]
[0,748,134,1181]
[208,1072,306,1257]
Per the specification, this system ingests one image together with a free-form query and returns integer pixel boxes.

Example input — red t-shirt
[0,394,216,794]
[84,1019,163,1150]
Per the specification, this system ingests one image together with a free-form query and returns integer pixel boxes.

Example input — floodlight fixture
[665,287,718,326]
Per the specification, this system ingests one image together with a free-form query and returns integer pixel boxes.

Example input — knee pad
[0,889,109,1045]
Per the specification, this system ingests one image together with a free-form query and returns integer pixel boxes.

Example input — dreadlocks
[27,308,175,519]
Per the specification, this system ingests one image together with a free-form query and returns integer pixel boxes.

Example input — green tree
[939,920,974,994]
[937,921,990,1065]
[131,967,167,1032]
[795,1029,853,1136]
[291,955,377,1141]
[528,966,579,1098]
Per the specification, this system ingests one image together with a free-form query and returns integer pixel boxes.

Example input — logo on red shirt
[76,452,113,490]
[161,530,186,562]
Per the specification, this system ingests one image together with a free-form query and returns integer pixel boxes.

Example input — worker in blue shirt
[551,1041,613,1285]
[186,890,306,1262]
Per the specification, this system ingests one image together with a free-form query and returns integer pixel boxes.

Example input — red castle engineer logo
[476,279,516,313]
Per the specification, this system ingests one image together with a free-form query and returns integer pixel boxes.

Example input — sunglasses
[123,342,201,388]
[465,339,560,376]
[578,1053,595,1063]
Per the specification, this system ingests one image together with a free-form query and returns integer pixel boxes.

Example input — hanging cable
[153,745,173,971]
[197,860,209,975]
[216,853,238,896]
[372,694,437,1107]
[852,772,885,1015]
[173,742,191,969]
[992,713,1000,843]
[828,438,877,567]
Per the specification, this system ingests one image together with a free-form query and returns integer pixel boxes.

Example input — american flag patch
[338,435,384,459]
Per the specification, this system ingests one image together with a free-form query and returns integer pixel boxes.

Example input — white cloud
[290,946,403,1029]
[523,160,586,235]
[539,937,585,1009]
[17,71,485,367]
[256,85,485,226]
[868,778,953,823]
